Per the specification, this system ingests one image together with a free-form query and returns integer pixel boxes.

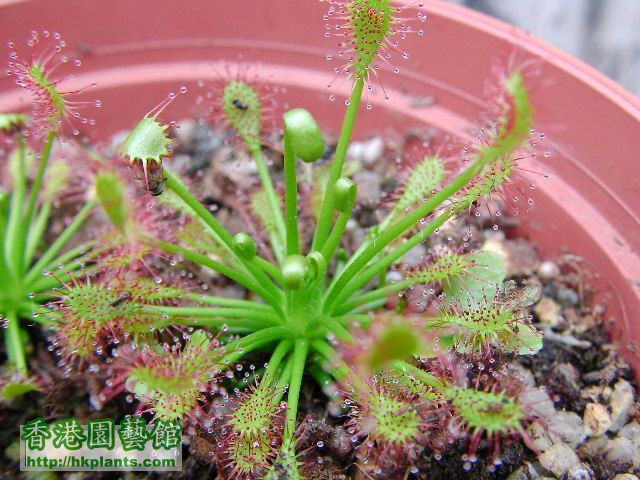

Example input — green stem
[148,305,281,325]
[29,265,98,294]
[252,256,284,285]
[392,360,446,389]
[43,240,96,272]
[322,319,354,342]
[274,357,294,404]
[311,340,349,380]
[220,326,287,364]
[243,261,284,306]
[162,317,265,334]
[335,279,413,315]
[323,154,489,313]
[263,340,293,382]
[266,230,285,265]
[24,198,96,286]
[308,363,339,398]
[5,137,27,276]
[286,339,309,435]
[320,195,356,264]
[283,132,300,255]
[25,131,56,230]
[330,206,459,311]
[164,169,282,294]
[151,239,284,316]
[312,78,365,251]
[4,311,27,375]
[164,170,236,249]
[25,201,52,266]
[0,266,10,292]
[246,138,286,255]
[186,293,272,311]
[338,314,371,328]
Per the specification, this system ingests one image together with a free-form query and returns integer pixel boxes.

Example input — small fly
[144,164,165,196]
[232,99,248,110]
[110,292,132,308]
[146,179,164,196]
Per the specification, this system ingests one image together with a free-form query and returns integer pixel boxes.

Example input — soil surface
[0,123,638,480]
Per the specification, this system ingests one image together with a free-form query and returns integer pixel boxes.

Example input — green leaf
[222,80,263,138]
[0,191,9,232]
[367,321,421,372]
[394,156,445,213]
[445,251,506,306]
[1,379,40,400]
[95,172,129,233]
[8,146,35,184]
[515,324,543,355]
[120,116,171,164]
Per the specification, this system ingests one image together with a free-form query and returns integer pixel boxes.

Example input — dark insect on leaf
[110,292,132,308]
[232,99,248,110]
[147,180,165,196]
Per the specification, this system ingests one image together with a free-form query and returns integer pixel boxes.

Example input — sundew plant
[0,31,100,389]
[3,2,549,479]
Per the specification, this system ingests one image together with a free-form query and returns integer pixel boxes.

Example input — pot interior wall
[0,0,639,370]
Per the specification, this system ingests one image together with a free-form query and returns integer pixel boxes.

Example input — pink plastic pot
[1,1,639,368]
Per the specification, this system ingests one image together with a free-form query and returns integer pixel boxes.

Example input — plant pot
[1,0,639,371]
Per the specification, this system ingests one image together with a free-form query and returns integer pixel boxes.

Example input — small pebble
[386,271,404,284]
[347,136,384,165]
[538,443,580,477]
[520,389,556,420]
[557,286,580,306]
[553,362,581,397]
[482,234,539,276]
[578,435,609,458]
[584,403,612,436]
[508,363,536,387]
[548,411,587,448]
[613,475,639,480]
[582,364,620,384]
[534,297,563,326]
[619,421,640,447]
[353,171,382,205]
[526,421,553,452]
[541,326,592,349]
[507,461,540,480]
[580,385,610,404]
[537,260,560,280]
[604,436,635,469]
[609,380,635,432]
[566,463,594,480]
